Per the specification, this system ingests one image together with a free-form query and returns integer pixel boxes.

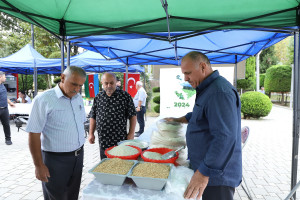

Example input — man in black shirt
[88,72,136,159]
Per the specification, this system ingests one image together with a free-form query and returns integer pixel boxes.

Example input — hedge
[154,104,160,113]
[241,91,272,119]
[153,95,160,104]
[152,87,160,93]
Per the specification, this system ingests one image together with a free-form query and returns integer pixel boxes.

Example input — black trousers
[0,107,11,140]
[136,106,146,133]
[41,149,84,200]
[99,146,107,160]
[202,185,235,200]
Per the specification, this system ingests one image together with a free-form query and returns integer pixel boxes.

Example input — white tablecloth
[8,104,92,117]
[82,179,182,200]
[8,103,31,115]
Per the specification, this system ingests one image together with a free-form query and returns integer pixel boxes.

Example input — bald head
[181,51,213,88]
[101,72,117,96]
[182,51,211,69]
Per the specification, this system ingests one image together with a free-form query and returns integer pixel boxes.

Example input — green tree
[246,56,256,90]
[264,65,292,105]
[18,74,48,93]
[259,46,278,73]
[237,56,256,91]
[274,36,294,66]
[260,74,265,88]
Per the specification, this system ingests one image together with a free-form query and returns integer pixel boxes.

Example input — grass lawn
[146,92,160,117]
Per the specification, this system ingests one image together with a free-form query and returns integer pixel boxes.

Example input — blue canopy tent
[0,44,62,74]
[70,50,144,73]
[70,30,291,66]
[69,29,291,90]
[0,44,144,74]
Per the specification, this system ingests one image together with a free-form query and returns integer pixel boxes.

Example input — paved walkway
[0,105,297,200]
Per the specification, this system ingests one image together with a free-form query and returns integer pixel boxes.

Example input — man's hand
[88,133,95,144]
[184,170,209,200]
[136,107,141,112]
[9,102,15,107]
[164,117,176,122]
[127,133,134,140]
[35,164,50,182]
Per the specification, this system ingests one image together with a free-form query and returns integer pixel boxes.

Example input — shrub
[53,77,61,84]
[241,91,272,119]
[153,95,160,104]
[154,104,160,113]
[152,87,160,92]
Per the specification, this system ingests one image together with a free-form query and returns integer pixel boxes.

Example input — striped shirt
[26,85,86,152]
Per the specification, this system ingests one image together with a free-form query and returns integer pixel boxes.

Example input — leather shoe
[135,131,141,134]
[5,140,12,145]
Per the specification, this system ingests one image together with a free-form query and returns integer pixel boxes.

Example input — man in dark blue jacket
[166,51,242,200]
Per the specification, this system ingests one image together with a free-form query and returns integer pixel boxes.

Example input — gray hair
[63,66,86,78]
[182,51,211,68]
[0,71,5,76]
[136,81,143,86]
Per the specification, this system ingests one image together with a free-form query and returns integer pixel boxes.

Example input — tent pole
[125,57,128,92]
[160,0,171,41]
[61,37,65,73]
[67,41,70,68]
[291,64,294,109]
[291,31,300,200]
[234,55,237,88]
[256,51,262,91]
[31,24,38,97]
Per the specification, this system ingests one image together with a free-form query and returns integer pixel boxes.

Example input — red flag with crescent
[123,73,140,97]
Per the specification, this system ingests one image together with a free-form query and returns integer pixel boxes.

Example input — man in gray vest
[0,71,15,145]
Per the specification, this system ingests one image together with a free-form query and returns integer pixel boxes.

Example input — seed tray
[128,161,174,190]
[89,158,138,186]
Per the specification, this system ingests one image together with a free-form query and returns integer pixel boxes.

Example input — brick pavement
[0,105,297,199]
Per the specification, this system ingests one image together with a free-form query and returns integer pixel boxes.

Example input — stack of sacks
[150,119,188,166]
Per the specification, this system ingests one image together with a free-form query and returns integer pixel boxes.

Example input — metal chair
[241,126,253,200]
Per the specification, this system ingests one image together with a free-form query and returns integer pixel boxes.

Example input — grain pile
[143,151,163,160]
[119,141,144,149]
[93,158,134,175]
[108,145,139,156]
[132,162,170,179]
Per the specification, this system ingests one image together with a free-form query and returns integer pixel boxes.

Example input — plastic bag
[156,119,183,133]
[151,130,186,147]
[165,166,194,199]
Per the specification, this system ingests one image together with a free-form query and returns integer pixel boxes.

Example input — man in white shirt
[26,66,86,200]
[17,91,32,104]
[133,81,147,136]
